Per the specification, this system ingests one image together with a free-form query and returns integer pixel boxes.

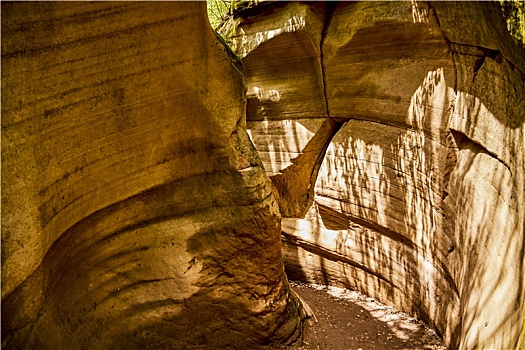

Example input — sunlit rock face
[229,2,328,121]
[230,1,525,349]
[1,3,303,348]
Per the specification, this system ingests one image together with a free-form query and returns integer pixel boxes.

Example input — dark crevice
[450,128,512,175]
[472,48,502,82]
[472,54,486,81]
[442,130,459,201]
[319,1,339,118]
[430,2,522,90]
[448,40,524,77]
[233,1,282,24]
[352,117,408,130]
[450,48,459,91]
[317,203,415,248]
[281,231,393,285]
[430,2,524,77]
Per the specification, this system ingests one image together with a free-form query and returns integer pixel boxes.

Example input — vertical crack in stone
[442,130,460,201]
[319,2,339,118]
[428,3,458,92]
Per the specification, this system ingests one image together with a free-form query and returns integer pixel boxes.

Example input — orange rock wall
[1,3,302,348]
[230,1,525,349]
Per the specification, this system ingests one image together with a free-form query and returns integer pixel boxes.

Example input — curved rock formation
[1,3,303,348]
[229,1,525,349]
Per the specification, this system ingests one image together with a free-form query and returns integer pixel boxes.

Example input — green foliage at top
[207,0,231,31]
[206,0,259,32]
[208,0,524,50]
[499,0,525,47]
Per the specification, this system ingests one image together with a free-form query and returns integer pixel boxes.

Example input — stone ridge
[230,1,525,349]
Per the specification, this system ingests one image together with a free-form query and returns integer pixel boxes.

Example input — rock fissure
[316,203,414,248]
[444,39,525,77]
[450,128,512,174]
[319,3,338,118]
[281,231,393,285]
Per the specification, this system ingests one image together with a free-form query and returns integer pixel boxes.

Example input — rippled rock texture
[1,3,303,349]
[229,1,525,349]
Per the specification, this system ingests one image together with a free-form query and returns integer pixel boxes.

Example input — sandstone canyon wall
[227,1,525,349]
[1,3,303,348]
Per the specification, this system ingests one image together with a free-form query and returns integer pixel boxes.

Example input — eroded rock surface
[230,2,328,121]
[229,1,525,349]
[1,3,303,348]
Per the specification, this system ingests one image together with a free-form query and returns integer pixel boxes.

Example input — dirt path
[283,282,447,350]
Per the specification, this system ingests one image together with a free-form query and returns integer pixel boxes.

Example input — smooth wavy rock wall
[1,3,304,348]
[229,1,525,349]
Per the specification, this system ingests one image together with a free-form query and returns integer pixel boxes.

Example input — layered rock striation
[228,1,525,349]
[1,3,303,348]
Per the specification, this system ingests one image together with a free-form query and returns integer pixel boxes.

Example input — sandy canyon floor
[281,282,447,350]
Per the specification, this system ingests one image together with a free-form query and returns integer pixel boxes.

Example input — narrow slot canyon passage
[2,2,524,349]
[221,1,525,349]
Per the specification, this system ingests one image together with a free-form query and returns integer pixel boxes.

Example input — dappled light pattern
[397,68,450,259]
[247,119,322,176]
[444,91,524,349]
[411,0,429,24]
[284,67,523,348]
[446,140,519,349]
[304,68,460,342]
[231,1,524,348]
[395,68,459,342]
[248,86,281,103]
[231,15,306,59]
[317,135,391,229]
